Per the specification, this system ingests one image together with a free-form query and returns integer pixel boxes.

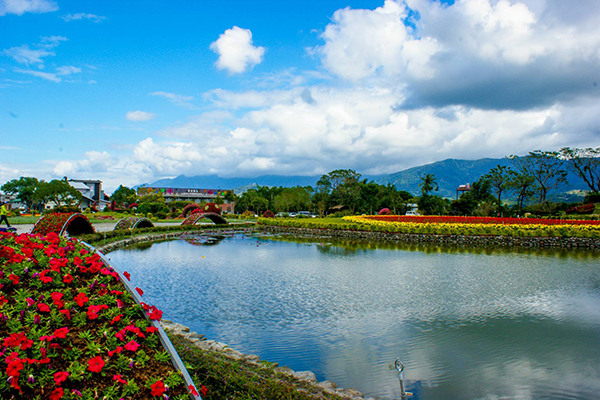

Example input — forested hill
[375,158,512,197]
[148,158,589,200]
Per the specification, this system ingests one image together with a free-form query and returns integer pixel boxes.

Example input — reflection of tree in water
[184,235,227,247]
[257,232,600,259]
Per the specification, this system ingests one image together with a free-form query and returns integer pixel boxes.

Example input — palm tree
[419,173,438,196]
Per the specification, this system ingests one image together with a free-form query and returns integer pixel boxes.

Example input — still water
[107,233,600,399]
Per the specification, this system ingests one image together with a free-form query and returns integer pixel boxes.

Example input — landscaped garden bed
[257,216,600,238]
[0,231,200,399]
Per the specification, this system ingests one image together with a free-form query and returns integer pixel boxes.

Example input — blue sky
[1,0,600,192]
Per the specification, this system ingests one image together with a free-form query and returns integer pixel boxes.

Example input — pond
[106,233,600,399]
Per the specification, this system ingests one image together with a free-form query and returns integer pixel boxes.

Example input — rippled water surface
[108,233,600,399]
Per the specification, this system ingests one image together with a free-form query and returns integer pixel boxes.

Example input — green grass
[7,215,39,224]
[170,334,346,400]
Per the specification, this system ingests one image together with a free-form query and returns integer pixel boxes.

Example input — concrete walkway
[9,222,183,235]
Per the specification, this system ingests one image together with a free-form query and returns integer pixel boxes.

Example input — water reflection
[107,233,600,399]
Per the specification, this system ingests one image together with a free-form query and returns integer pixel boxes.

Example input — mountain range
[147,158,590,200]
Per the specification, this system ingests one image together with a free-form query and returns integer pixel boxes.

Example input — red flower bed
[0,231,197,398]
[367,215,600,226]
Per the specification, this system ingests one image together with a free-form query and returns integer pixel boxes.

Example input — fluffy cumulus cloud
[0,0,58,16]
[46,1,600,185]
[126,110,155,121]
[210,26,265,74]
[316,0,600,110]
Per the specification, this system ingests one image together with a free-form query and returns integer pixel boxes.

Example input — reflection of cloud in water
[108,235,600,399]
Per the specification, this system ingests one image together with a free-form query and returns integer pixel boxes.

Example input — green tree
[110,185,137,207]
[318,169,362,210]
[1,177,40,211]
[559,147,600,193]
[507,170,537,209]
[35,180,83,208]
[419,173,438,196]
[482,165,512,207]
[509,151,567,203]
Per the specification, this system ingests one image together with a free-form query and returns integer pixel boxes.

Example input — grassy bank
[169,334,346,400]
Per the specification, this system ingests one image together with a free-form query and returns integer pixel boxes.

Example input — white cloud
[61,13,107,23]
[3,45,54,65]
[210,26,265,74]
[126,111,155,121]
[316,0,440,81]
[0,0,58,16]
[3,35,67,66]
[14,65,81,82]
[56,65,82,75]
[151,91,195,108]
[15,68,61,82]
[315,0,600,110]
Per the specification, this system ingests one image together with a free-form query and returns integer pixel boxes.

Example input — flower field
[344,215,600,238]
[364,215,600,226]
[0,231,199,399]
[258,216,600,238]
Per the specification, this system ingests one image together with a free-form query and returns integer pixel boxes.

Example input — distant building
[456,183,471,199]
[65,178,110,210]
[137,186,235,214]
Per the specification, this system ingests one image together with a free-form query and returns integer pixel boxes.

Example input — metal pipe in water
[395,358,412,398]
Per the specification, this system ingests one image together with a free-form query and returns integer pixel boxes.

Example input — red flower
[49,387,64,400]
[108,346,123,357]
[113,374,127,385]
[147,306,163,321]
[87,356,105,373]
[74,293,89,307]
[110,314,124,325]
[53,371,69,386]
[146,326,158,333]
[51,292,64,308]
[62,274,73,284]
[124,340,139,352]
[150,380,165,396]
[59,309,71,319]
[135,287,144,296]
[53,327,69,339]
[201,385,208,396]
[123,271,131,280]
[189,385,199,396]
[38,303,51,312]
[9,273,19,285]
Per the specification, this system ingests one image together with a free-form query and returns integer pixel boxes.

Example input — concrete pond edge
[160,320,373,400]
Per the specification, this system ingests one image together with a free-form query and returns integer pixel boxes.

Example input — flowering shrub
[128,203,139,209]
[181,214,205,226]
[202,203,221,215]
[262,210,275,218]
[113,217,154,231]
[565,203,595,214]
[0,232,196,398]
[191,209,203,215]
[378,208,392,215]
[241,211,254,218]
[31,213,95,237]
[181,204,201,218]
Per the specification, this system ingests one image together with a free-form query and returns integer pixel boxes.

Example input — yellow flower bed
[342,216,600,238]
